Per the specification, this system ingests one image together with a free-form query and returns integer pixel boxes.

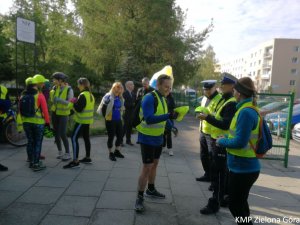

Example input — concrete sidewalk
[0,115,300,225]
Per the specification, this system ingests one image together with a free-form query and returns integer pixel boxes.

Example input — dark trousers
[52,113,70,153]
[163,130,172,149]
[228,171,259,225]
[210,139,227,202]
[122,111,133,143]
[71,123,90,160]
[106,120,123,149]
[199,132,213,177]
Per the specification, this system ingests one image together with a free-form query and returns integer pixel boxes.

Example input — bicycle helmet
[52,72,68,81]
[43,126,55,138]
[33,74,49,83]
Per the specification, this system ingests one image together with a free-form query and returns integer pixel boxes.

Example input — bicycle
[1,108,27,147]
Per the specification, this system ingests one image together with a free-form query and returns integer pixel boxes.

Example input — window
[290,80,295,86]
[291,69,298,75]
[292,57,299,63]
[258,60,261,65]
[294,46,300,52]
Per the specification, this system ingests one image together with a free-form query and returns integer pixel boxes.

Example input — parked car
[260,102,289,116]
[292,123,300,143]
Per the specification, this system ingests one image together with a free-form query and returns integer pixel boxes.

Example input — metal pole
[15,39,18,91]
[284,92,294,168]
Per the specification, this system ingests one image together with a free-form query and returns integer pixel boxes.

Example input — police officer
[195,80,222,182]
[198,73,237,214]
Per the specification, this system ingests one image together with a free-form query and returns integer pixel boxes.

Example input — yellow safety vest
[49,89,56,112]
[22,94,45,125]
[227,102,260,158]
[200,93,222,134]
[210,97,236,139]
[74,91,95,124]
[54,86,70,116]
[0,85,8,118]
[136,91,167,136]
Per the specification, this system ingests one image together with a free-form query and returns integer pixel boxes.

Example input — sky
[1,0,300,62]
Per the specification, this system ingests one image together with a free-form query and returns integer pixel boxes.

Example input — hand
[69,97,77,103]
[197,113,207,120]
[53,97,59,103]
[216,137,224,147]
[169,112,179,120]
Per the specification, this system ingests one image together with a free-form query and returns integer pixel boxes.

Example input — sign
[16,17,35,44]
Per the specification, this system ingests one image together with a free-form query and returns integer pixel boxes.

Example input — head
[33,74,48,89]
[142,77,150,89]
[110,82,124,96]
[201,80,217,97]
[25,77,38,90]
[77,77,91,92]
[234,77,257,104]
[52,72,68,87]
[125,81,134,92]
[157,75,172,97]
[220,72,237,95]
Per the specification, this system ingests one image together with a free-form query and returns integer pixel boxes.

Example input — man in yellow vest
[196,80,222,182]
[135,75,178,213]
[198,73,237,214]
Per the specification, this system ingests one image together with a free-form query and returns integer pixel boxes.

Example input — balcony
[263,63,272,69]
[261,74,270,80]
[263,53,272,58]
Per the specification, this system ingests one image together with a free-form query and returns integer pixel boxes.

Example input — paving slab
[96,191,136,210]
[0,190,23,210]
[89,209,135,225]
[40,215,89,225]
[65,180,105,197]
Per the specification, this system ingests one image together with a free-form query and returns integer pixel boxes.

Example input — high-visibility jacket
[49,89,56,112]
[136,91,167,136]
[200,93,222,134]
[227,102,260,158]
[22,94,45,125]
[0,85,8,118]
[210,97,236,139]
[54,86,70,116]
[74,91,95,124]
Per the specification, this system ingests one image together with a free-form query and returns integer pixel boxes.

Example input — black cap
[220,72,237,84]
[201,80,217,89]
[52,72,68,81]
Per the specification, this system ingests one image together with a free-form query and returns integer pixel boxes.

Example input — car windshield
[281,104,300,113]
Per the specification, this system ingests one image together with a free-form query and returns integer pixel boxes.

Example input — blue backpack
[247,106,273,158]
[19,94,37,117]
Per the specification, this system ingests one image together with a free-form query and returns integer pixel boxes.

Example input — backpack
[19,94,37,117]
[246,106,273,158]
[132,91,158,128]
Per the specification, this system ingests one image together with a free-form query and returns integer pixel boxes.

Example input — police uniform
[200,73,237,214]
[196,80,222,182]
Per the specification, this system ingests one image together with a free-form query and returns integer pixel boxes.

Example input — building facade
[220,38,300,98]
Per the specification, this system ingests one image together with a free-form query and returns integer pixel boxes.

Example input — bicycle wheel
[4,120,27,147]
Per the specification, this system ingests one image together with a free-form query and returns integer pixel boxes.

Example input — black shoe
[126,141,134,146]
[114,150,125,158]
[0,164,8,171]
[208,184,214,191]
[196,175,210,182]
[29,163,33,168]
[220,196,229,207]
[200,198,219,215]
[63,161,80,169]
[135,196,145,213]
[109,152,116,161]
[79,157,92,164]
[145,188,166,199]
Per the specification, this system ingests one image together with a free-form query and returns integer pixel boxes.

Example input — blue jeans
[23,123,44,164]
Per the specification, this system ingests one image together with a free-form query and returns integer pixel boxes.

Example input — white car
[292,123,300,143]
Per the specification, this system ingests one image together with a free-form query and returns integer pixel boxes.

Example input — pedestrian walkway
[0,115,300,225]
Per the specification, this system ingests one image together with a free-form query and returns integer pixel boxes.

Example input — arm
[142,94,169,124]
[55,87,74,105]
[38,93,50,124]
[73,94,86,113]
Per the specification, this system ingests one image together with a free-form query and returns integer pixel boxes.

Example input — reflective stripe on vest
[227,102,260,158]
[210,97,236,139]
[136,91,167,136]
[55,86,70,116]
[22,94,45,124]
[74,91,95,124]
[200,93,222,134]
[0,85,8,118]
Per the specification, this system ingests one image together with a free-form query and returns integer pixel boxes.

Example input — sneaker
[114,150,124,158]
[200,198,219,215]
[109,152,116,161]
[79,157,92,164]
[38,161,46,169]
[31,164,46,172]
[135,196,145,213]
[29,163,33,168]
[168,150,174,156]
[0,164,8,171]
[63,161,80,169]
[195,175,210,182]
[145,188,166,199]
[62,153,71,161]
[126,141,134,146]
[56,151,63,159]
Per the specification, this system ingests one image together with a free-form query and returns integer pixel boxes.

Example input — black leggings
[71,123,91,160]
[105,120,123,149]
[228,171,259,225]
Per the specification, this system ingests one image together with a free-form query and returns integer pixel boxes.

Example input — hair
[125,81,134,89]
[157,75,171,85]
[236,77,257,106]
[77,77,93,101]
[142,77,149,83]
[110,81,124,97]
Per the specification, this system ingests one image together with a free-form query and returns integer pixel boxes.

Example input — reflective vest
[227,102,260,158]
[200,93,222,134]
[0,85,8,118]
[210,97,236,139]
[54,86,70,116]
[22,94,45,125]
[49,89,56,112]
[136,91,167,136]
[74,91,95,124]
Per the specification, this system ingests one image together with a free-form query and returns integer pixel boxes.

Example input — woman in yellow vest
[217,77,260,225]
[63,77,95,169]
[50,72,74,161]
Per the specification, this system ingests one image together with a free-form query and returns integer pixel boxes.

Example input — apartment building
[220,38,300,98]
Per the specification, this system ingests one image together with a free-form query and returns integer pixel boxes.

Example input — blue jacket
[217,98,261,173]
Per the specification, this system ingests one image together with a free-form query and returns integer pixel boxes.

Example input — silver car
[292,123,300,143]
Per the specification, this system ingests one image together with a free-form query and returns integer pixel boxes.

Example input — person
[50,72,74,161]
[97,82,125,161]
[136,77,154,102]
[0,84,10,171]
[122,81,136,146]
[163,92,176,156]
[197,73,237,214]
[21,77,50,171]
[135,75,178,213]
[196,80,222,182]
[216,77,260,225]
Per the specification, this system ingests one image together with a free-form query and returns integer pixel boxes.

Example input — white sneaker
[169,150,174,156]
[62,153,71,161]
[56,151,63,159]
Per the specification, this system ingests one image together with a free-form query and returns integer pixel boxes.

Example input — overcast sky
[1,0,300,62]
